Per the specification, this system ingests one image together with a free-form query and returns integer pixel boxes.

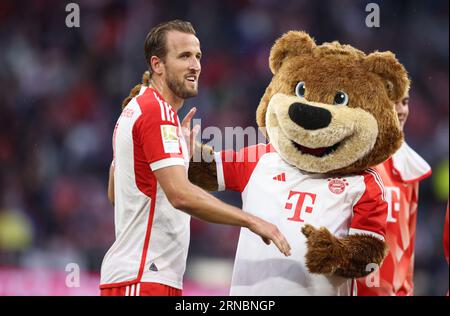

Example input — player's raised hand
[247,215,291,256]
[181,107,200,159]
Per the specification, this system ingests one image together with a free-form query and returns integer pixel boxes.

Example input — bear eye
[333,91,349,106]
[295,82,306,97]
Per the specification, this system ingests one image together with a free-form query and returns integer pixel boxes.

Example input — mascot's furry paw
[301,224,344,275]
[301,224,388,278]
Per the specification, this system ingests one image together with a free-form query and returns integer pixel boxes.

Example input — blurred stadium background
[0,0,448,295]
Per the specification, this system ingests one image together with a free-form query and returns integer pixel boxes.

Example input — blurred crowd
[0,0,448,295]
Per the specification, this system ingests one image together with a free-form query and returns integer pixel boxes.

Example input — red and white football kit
[214,144,388,296]
[100,86,190,295]
[356,142,431,296]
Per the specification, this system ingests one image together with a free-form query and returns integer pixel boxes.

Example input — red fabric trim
[100,279,139,289]
[132,122,154,197]
[137,183,157,282]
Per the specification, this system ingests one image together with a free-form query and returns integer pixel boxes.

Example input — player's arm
[154,165,291,256]
[108,162,115,205]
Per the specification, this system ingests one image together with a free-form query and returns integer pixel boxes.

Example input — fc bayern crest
[328,178,348,194]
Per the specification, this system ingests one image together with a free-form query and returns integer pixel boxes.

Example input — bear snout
[288,102,332,130]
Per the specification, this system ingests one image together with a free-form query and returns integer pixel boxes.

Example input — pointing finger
[181,107,196,128]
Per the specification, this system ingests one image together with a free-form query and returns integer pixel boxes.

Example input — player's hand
[181,107,200,159]
[247,215,291,256]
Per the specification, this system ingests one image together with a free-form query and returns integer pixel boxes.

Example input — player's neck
[149,77,184,112]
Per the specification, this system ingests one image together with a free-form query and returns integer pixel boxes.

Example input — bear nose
[288,102,332,130]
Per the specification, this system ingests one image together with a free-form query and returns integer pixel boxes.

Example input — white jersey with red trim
[100,86,190,290]
[215,144,388,296]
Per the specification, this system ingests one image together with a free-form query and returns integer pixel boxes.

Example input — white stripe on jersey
[138,86,147,96]
[373,171,386,200]
[367,168,386,201]
[165,103,172,123]
[349,228,385,241]
[352,279,358,296]
[125,285,130,296]
[214,151,225,191]
[130,284,135,296]
[136,283,141,296]
[154,92,166,121]
[150,157,185,171]
[153,91,176,123]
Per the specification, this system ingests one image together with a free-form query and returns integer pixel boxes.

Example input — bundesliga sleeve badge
[161,125,180,154]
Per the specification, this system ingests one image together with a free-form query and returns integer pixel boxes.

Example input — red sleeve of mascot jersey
[350,169,388,241]
[133,93,184,171]
[215,144,269,193]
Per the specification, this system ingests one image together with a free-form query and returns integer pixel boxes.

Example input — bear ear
[269,31,316,75]
[363,51,410,102]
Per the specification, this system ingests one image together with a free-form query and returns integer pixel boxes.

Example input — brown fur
[188,142,218,191]
[302,225,388,278]
[190,31,407,279]
[258,32,408,174]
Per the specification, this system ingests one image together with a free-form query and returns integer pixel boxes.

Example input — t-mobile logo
[284,191,316,222]
[385,186,401,223]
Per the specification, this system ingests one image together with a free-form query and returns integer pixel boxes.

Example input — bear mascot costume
[188,31,409,295]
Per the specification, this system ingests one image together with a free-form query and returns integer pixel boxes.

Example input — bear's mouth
[291,141,341,157]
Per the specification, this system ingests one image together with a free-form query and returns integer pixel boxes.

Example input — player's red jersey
[356,142,431,296]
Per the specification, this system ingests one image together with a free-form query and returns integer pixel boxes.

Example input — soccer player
[100,20,291,296]
[356,93,432,296]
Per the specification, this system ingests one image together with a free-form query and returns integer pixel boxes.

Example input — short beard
[166,72,198,99]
